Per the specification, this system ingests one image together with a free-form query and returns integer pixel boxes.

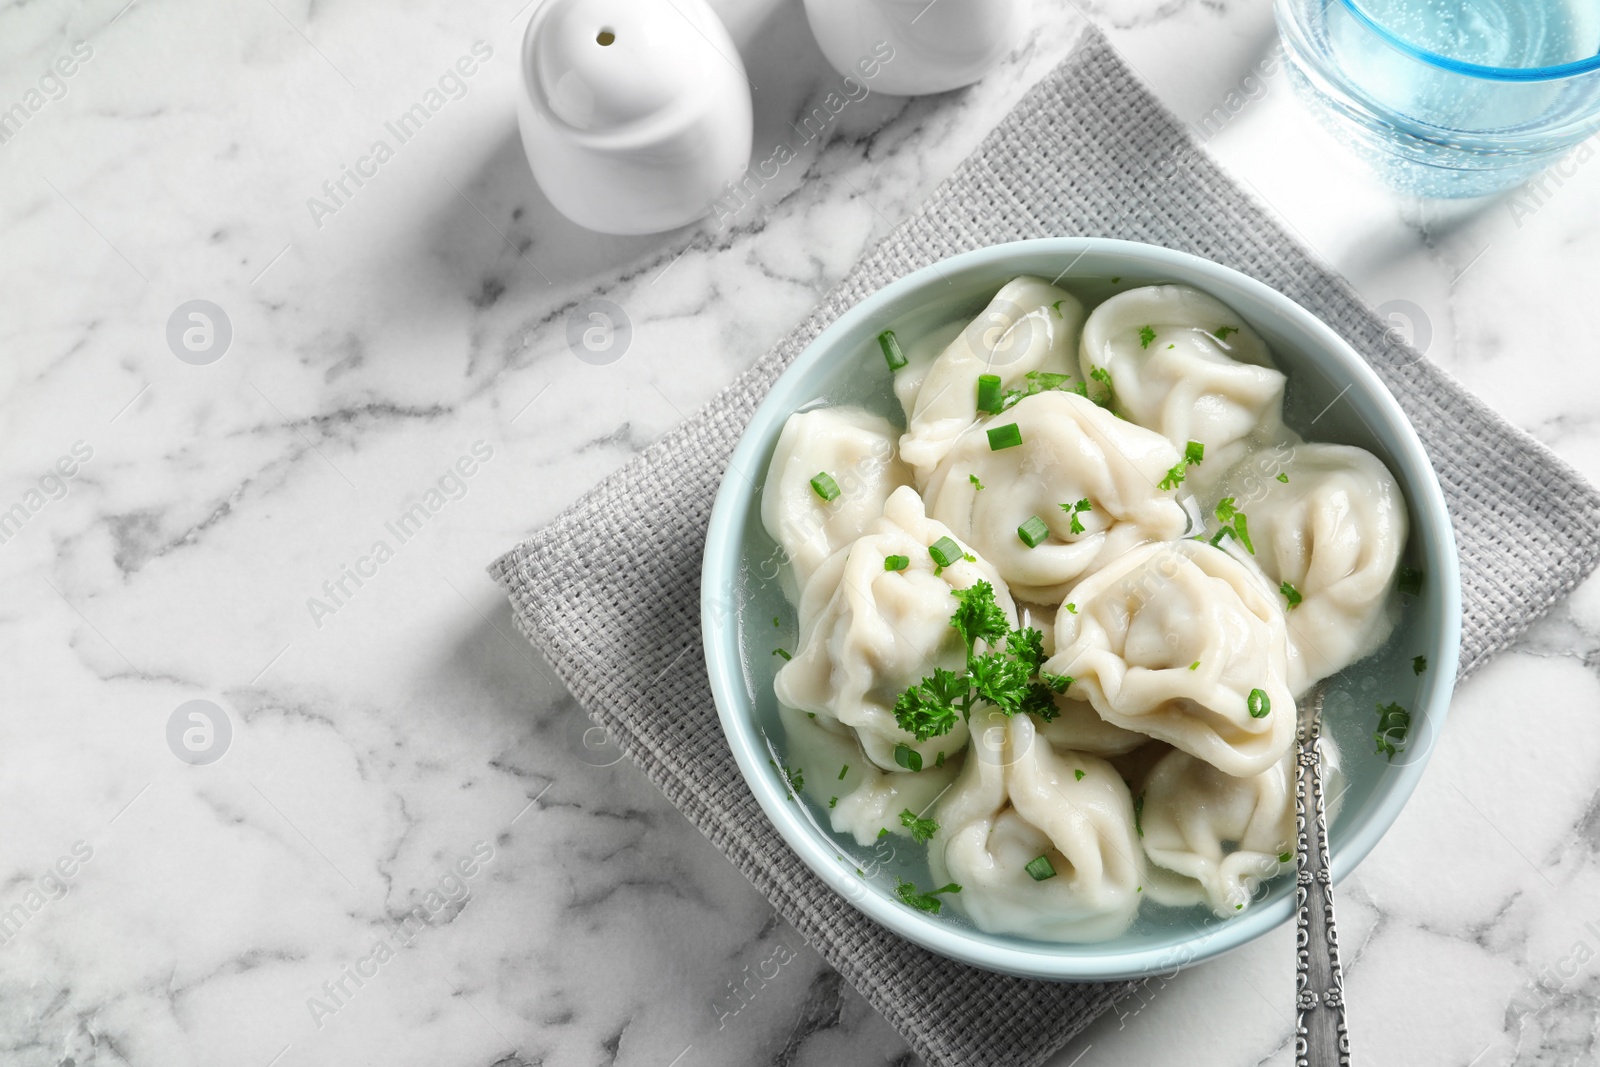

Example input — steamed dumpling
[1043,540,1296,777]
[775,487,1016,772]
[1137,748,1294,916]
[923,391,1189,603]
[900,277,1086,485]
[1218,442,1408,692]
[1079,285,1286,484]
[1038,697,1149,757]
[930,712,1145,942]
[776,704,960,847]
[762,408,911,593]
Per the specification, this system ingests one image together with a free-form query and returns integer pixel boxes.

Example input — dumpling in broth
[1043,540,1296,777]
[930,712,1145,942]
[775,487,1015,772]
[899,276,1086,486]
[924,391,1189,604]
[1079,285,1286,488]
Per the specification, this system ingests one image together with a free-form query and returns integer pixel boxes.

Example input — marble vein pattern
[1,0,1598,1064]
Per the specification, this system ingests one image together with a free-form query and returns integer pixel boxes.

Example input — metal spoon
[1294,681,1351,1065]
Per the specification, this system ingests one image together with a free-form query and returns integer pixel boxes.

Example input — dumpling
[1078,285,1286,485]
[1042,540,1296,777]
[930,712,1145,942]
[761,407,911,594]
[775,486,1016,772]
[1037,696,1148,757]
[775,705,961,848]
[1218,442,1408,692]
[1137,748,1294,916]
[900,277,1086,485]
[923,391,1189,603]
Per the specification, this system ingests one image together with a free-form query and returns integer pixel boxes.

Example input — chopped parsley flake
[1000,370,1078,410]
[1277,472,1289,483]
[1278,851,1292,864]
[1060,497,1092,535]
[1374,701,1411,759]
[773,616,780,628]
[969,474,985,491]
[1215,326,1238,340]
[1074,768,1086,781]
[1110,276,1122,284]
[1064,602,1077,615]
[768,760,803,795]
[1138,325,1156,348]
[899,808,939,842]
[1413,655,1428,675]
[1280,581,1303,609]
[1089,365,1117,410]
[1210,497,1255,554]
[1024,855,1057,881]
[829,796,837,808]
[1159,441,1206,491]
[895,879,961,914]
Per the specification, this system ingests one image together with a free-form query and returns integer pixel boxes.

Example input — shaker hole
[597,28,615,45]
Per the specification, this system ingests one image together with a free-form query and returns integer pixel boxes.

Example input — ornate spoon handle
[1295,684,1350,1066]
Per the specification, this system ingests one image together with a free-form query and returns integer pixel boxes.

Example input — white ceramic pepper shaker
[517,0,753,235]
[801,0,1026,96]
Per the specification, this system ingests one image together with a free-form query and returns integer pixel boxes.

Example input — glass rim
[1340,0,1600,81]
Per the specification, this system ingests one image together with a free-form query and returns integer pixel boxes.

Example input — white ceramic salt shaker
[801,0,1026,96]
[517,0,753,235]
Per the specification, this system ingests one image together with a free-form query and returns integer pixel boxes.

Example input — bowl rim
[701,237,1462,981]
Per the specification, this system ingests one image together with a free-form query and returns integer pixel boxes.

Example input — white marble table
[3,0,1598,1064]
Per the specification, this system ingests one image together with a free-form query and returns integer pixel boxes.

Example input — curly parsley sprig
[891,581,1065,742]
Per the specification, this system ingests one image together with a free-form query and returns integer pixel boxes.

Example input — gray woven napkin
[490,26,1600,1067]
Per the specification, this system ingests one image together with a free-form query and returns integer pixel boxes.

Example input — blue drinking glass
[1276,0,1600,197]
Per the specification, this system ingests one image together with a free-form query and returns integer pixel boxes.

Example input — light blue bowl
[702,238,1461,981]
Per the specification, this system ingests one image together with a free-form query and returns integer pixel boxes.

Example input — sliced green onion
[928,536,963,568]
[838,764,848,780]
[1024,855,1057,881]
[829,796,838,809]
[1017,515,1050,548]
[893,743,923,772]
[884,555,910,572]
[1278,851,1292,863]
[986,423,1023,451]
[1280,581,1302,609]
[810,472,841,502]
[1248,688,1271,718]
[879,329,907,370]
[976,373,1004,414]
